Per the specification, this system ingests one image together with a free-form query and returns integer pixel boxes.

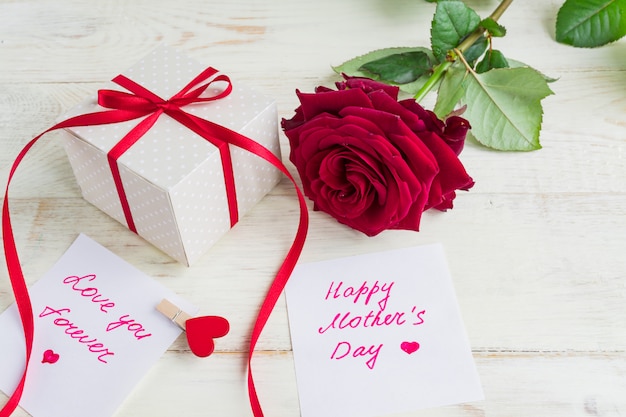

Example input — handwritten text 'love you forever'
[37,274,153,364]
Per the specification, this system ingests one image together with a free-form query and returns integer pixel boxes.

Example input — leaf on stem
[333,47,437,95]
[359,51,433,84]
[556,0,626,48]
[431,0,482,61]
[433,62,467,118]
[507,59,559,83]
[461,67,554,151]
[462,35,489,63]
[480,17,507,37]
[475,49,509,73]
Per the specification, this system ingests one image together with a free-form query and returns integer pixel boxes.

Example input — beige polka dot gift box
[60,46,282,265]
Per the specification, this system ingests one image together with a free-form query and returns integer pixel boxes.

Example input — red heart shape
[185,316,230,357]
[42,349,60,364]
[400,341,420,355]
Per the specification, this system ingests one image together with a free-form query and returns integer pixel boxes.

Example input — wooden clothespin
[157,299,193,330]
[157,299,229,358]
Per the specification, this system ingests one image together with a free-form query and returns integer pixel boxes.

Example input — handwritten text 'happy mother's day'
[38,274,153,364]
[317,280,426,370]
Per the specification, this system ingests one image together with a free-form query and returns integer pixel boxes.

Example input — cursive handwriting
[318,309,405,334]
[330,341,383,370]
[318,306,425,334]
[62,274,115,313]
[317,276,427,371]
[39,306,115,364]
[325,280,394,311]
[412,306,426,325]
[106,315,152,340]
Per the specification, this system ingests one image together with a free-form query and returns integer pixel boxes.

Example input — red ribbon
[1,69,308,417]
[101,68,239,232]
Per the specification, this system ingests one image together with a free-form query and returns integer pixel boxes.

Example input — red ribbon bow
[1,67,309,417]
[99,68,239,233]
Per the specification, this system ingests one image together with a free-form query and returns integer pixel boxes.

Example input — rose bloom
[281,76,474,236]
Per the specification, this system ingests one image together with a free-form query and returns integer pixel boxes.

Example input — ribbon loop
[97,90,159,113]
[98,70,233,116]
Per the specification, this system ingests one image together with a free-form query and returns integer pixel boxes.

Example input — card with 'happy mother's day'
[285,244,484,417]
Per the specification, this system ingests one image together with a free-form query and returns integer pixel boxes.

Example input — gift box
[60,46,282,265]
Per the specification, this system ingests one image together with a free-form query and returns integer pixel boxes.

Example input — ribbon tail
[0,109,149,416]
[164,110,240,227]
[106,111,164,233]
[1,137,37,417]
[178,112,310,417]
[245,161,308,417]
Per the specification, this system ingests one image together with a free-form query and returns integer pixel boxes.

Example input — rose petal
[339,107,439,184]
[369,90,427,133]
[400,99,470,156]
[420,132,474,192]
[340,76,401,99]
[297,88,373,120]
[441,116,471,155]
[399,99,445,134]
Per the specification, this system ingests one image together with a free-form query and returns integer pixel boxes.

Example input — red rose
[281,76,474,236]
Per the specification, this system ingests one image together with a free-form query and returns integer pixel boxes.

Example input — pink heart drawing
[400,341,420,355]
[42,349,60,364]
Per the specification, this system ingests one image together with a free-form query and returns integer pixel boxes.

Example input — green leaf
[433,62,467,118]
[480,17,507,37]
[359,51,433,84]
[556,0,626,47]
[507,59,559,83]
[431,1,482,61]
[462,35,489,63]
[461,67,554,151]
[475,49,509,73]
[333,47,437,95]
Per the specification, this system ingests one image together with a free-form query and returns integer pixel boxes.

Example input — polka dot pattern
[61,46,281,265]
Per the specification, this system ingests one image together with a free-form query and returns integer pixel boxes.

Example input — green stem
[413,0,514,101]
[413,61,451,102]
[457,0,513,53]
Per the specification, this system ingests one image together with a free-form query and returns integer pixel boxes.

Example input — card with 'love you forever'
[0,234,197,417]
[285,244,484,417]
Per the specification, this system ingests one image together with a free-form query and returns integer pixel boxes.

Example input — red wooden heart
[185,315,230,357]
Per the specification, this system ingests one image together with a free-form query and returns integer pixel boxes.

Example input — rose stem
[413,0,514,103]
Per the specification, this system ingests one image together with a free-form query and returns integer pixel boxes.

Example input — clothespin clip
[157,299,230,358]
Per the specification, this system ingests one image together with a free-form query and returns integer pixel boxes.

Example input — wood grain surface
[1,0,625,416]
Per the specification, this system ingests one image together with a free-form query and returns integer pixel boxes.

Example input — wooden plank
[1,68,625,196]
[2,190,625,352]
[4,351,622,417]
[0,0,624,84]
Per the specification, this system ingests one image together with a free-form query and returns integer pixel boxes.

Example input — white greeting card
[0,234,197,417]
[285,244,484,417]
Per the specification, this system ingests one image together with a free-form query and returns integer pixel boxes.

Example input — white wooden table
[1,0,625,416]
